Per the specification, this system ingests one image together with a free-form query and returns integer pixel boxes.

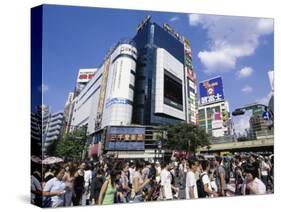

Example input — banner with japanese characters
[199,76,224,105]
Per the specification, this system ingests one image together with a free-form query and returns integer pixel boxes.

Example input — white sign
[76,68,97,83]
[201,93,223,105]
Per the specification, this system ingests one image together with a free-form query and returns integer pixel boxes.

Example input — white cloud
[237,66,254,78]
[38,84,48,93]
[256,91,272,105]
[189,14,200,25]
[188,14,273,74]
[241,85,253,93]
[169,16,179,22]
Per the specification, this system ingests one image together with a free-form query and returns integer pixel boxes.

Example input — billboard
[199,76,224,105]
[76,68,97,83]
[105,127,145,151]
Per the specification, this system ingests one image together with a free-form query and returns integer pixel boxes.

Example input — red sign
[79,73,94,80]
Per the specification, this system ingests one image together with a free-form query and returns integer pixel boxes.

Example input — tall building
[70,17,198,159]
[198,76,232,137]
[31,105,64,155]
[71,40,137,132]
[132,17,198,125]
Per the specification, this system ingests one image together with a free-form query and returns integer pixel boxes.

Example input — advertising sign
[185,67,196,82]
[77,68,96,83]
[105,127,145,151]
[199,76,224,105]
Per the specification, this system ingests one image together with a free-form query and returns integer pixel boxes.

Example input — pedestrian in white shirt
[200,160,218,198]
[186,160,198,199]
[245,165,266,195]
[43,167,66,207]
[160,162,179,200]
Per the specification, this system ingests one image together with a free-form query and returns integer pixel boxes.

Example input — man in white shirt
[186,160,198,199]
[200,160,218,197]
[245,165,266,195]
[160,162,179,200]
[43,168,66,207]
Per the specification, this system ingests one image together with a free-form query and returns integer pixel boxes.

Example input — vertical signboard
[95,59,110,130]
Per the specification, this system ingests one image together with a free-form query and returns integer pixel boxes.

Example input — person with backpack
[185,160,198,199]
[197,160,218,198]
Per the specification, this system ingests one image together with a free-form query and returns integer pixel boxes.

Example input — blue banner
[199,76,224,105]
[106,142,145,151]
[109,127,145,135]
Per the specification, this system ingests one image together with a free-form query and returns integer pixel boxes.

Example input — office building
[132,17,198,125]
[70,17,198,159]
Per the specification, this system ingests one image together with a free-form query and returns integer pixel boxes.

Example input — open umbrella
[31,155,42,164]
[42,156,63,165]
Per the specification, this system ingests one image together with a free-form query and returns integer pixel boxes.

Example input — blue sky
[40,5,274,132]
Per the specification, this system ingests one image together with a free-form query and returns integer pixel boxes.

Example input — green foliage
[161,123,210,153]
[49,128,87,161]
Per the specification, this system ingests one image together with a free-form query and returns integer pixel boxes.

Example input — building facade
[70,17,198,159]
[132,18,198,126]
[31,105,64,154]
[198,76,232,138]
[198,101,231,137]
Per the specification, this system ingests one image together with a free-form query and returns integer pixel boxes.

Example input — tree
[161,123,210,154]
[49,127,87,161]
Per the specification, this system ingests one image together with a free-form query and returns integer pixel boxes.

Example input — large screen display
[164,70,183,110]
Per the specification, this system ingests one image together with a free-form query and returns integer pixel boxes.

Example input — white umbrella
[42,156,63,165]
[31,155,42,163]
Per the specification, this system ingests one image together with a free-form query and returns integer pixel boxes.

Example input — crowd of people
[31,153,274,208]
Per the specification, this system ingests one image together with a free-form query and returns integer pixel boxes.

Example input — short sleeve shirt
[185,171,198,199]
[160,169,173,200]
[201,172,212,192]
[44,177,66,207]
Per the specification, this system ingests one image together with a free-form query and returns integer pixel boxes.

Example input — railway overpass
[198,135,274,154]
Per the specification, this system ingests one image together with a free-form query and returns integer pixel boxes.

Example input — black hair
[53,166,65,177]
[121,162,129,170]
[201,160,210,171]
[135,160,145,170]
[163,161,171,168]
[245,165,259,179]
[110,169,121,187]
[215,156,222,164]
[188,160,196,169]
